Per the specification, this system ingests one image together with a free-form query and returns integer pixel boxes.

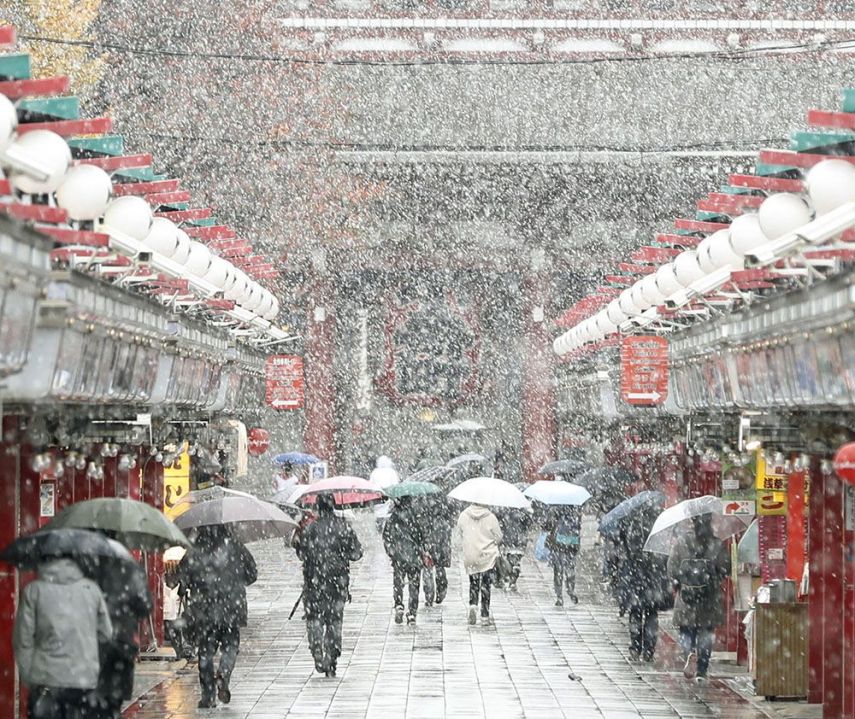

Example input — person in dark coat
[296,492,363,677]
[667,514,731,680]
[177,526,257,708]
[382,496,429,624]
[423,493,453,605]
[495,507,532,591]
[545,506,581,606]
[617,508,672,662]
[92,552,153,718]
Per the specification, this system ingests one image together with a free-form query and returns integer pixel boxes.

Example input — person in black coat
[423,493,454,605]
[618,508,673,662]
[296,493,363,677]
[382,496,430,624]
[177,526,257,708]
[91,552,152,718]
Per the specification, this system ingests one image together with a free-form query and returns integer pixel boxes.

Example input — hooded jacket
[667,530,730,628]
[14,558,113,689]
[382,500,428,572]
[456,505,503,575]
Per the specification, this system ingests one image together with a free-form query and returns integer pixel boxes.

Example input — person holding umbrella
[8,529,113,719]
[423,491,454,605]
[177,525,257,708]
[456,503,503,625]
[667,514,731,680]
[295,492,363,677]
[545,506,582,606]
[382,495,430,624]
[494,505,532,591]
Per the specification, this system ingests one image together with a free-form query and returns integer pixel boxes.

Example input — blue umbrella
[273,452,321,466]
[598,491,666,537]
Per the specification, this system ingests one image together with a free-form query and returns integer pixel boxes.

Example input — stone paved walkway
[126,514,776,719]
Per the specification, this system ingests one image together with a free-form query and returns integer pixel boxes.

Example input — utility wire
[16,32,855,67]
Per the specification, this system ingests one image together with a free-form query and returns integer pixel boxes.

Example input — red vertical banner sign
[787,471,807,583]
[141,457,165,647]
[265,355,305,410]
[521,274,556,484]
[620,335,669,406]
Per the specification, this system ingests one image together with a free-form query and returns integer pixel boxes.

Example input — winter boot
[216,673,231,704]
[406,613,416,625]
[468,605,477,625]
[394,605,405,624]
[683,652,698,680]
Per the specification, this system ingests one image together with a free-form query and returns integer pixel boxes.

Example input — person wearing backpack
[667,514,731,680]
[546,506,582,606]
[177,525,258,708]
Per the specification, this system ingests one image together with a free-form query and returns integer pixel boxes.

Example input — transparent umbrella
[643,495,752,555]
[523,480,591,507]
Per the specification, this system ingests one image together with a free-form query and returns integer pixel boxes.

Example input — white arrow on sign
[625,391,661,401]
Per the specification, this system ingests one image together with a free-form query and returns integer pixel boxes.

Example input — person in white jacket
[456,504,503,625]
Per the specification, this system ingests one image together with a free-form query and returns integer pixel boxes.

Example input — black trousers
[435,565,448,600]
[392,563,421,615]
[197,623,240,702]
[307,596,345,672]
[469,570,492,616]
[27,687,89,719]
[628,607,659,658]
[552,548,578,598]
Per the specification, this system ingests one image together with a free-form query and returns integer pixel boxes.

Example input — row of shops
[0,27,292,717]
[554,89,855,717]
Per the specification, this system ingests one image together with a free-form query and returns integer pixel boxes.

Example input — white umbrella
[448,476,530,510]
[523,480,592,507]
[643,495,753,555]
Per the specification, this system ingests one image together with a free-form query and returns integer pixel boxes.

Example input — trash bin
[753,599,808,700]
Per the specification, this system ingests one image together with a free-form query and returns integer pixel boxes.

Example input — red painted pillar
[809,456,826,705]
[823,465,845,718]
[0,416,20,719]
[302,277,337,472]
[787,471,808,582]
[141,457,164,647]
[521,274,556,484]
[844,481,855,719]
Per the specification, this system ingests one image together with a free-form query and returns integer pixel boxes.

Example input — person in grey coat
[667,514,731,680]
[13,557,113,718]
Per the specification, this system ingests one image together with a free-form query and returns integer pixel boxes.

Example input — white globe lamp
[729,214,769,256]
[102,195,153,241]
[7,130,71,194]
[606,299,626,325]
[655,263,682,296]
[618,288,636,316]
[0,94,17,152]
[674,250,705,286]
[706,229,744,270]
[185,241,213,277]
[142,217,179,257]
[696,235,717,274]
[172,229,191,264]
[594,311,618,336]
[640,272,666,306]
[630,280,652,311]
[203,256,231,289]
[55,164,113,221]
[806,159,855,216]
[758,192,813,240]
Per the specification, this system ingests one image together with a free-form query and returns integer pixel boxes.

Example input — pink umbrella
[289,476,385,508]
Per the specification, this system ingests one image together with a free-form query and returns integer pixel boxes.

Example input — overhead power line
[16,33,855,68]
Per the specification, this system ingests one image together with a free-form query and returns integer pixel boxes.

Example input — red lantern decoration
[833,442,855,485]
[248,428,270,456]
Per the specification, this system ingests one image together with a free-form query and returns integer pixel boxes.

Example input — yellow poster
[163,449,191,519]
[755,451,788,516]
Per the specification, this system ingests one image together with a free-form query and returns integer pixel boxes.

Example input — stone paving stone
[125,513,777,718]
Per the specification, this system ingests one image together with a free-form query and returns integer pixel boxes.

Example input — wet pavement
[126,514,781,718]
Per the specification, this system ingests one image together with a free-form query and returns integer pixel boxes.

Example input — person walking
[546,506,582,606]
[495,507,532,591]
[178,525,257,708]
[457,503,503,625]
[423,492,454,605]
[370,456,399,533]
[667,514,731,681]
[617,509,673,662]
[92,553,153,718]
[382,496,429,624]
[13,556,113,719]
[296,492,363,677]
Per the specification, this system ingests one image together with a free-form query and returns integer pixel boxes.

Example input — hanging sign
[248,428,270,456]
[265,355,305,410]
[163,447,191,520]
[756,452,788,516]
[834,442,855,486]
[620,336,669,406]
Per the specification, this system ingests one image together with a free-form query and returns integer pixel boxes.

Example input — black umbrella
[575,467,637,494]
[0,528,116,569]
[598,491,666,538]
